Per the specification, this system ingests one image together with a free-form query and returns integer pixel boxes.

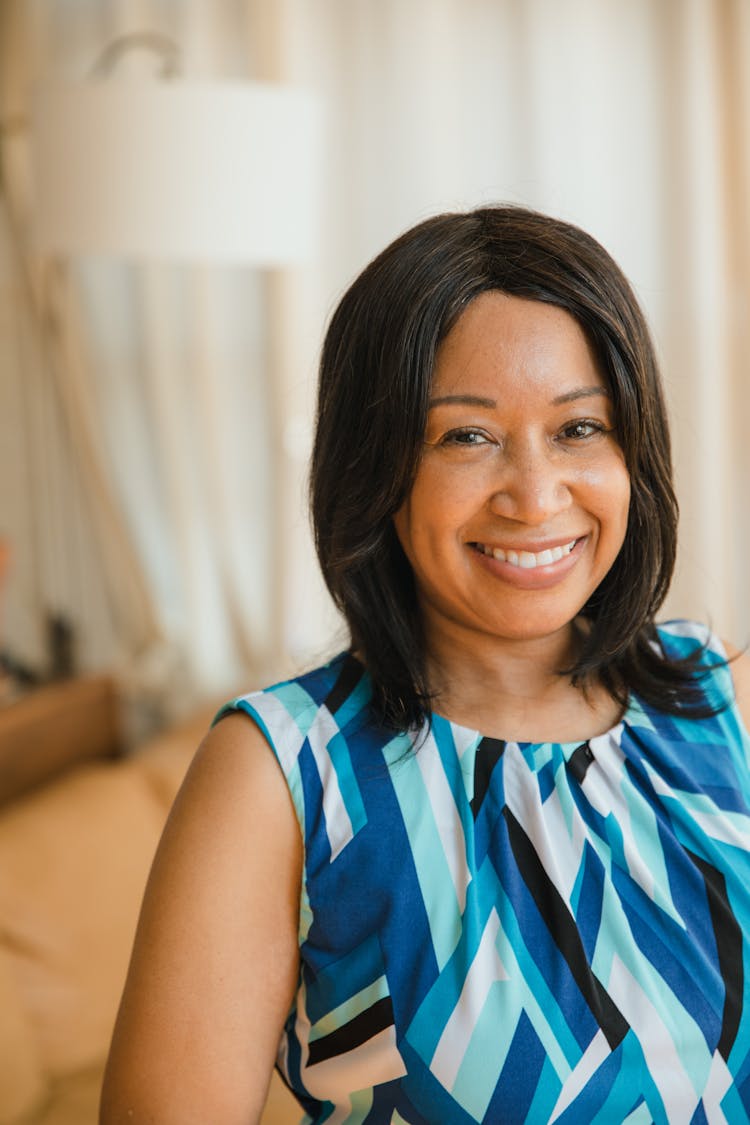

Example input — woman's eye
[441,428,491,446]
[560,419,606,440]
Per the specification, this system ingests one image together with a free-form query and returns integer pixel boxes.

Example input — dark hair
[311,205,716,730]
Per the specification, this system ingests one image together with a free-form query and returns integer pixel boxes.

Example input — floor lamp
[28,63,322,692]
[31,75,322,265]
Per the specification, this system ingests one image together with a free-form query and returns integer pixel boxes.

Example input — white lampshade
[31,79,322,265]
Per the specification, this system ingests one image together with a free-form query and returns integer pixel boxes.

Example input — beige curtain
[654,0,750,640]
[0,0,747,727]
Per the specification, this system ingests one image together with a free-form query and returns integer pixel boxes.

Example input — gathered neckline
[429,706,642,763]
[340,649,643,759]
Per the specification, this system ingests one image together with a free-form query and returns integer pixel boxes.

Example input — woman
[101,207,750,1123]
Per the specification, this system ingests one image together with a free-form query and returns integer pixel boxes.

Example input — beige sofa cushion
[0,943,47,1124]
[0,760,169,1083]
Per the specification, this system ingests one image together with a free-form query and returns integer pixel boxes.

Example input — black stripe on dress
[567,741,595,784]
[687,848,744,1060]
[306,995,395,1067]
[504,807,630,1049]
[471,737,506,819]
[325,655,366,717]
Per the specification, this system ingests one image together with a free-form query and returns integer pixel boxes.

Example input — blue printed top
[218,622,750,1123]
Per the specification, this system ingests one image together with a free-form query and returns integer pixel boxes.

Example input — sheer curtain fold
[1,0,748,724]
[0,128,163,679]
[652,0,749,637]
[720,0,750,637]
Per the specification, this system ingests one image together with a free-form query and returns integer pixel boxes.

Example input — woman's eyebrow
[428,394,497,408]
[552,387,611,405]
[428,387,610,409]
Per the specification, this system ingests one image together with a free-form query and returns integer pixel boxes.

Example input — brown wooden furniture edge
[0,675,121,808]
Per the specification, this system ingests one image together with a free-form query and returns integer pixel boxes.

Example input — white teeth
[487,539,577,568]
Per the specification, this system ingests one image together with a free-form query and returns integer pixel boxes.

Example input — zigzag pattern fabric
[219,622,750,1123]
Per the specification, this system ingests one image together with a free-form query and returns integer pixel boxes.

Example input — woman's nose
[487,442,572,524]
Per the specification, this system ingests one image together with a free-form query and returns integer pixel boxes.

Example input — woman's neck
[422,619,622,743]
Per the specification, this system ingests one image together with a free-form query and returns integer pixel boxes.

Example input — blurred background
[0,4,749,1123]
[1,0,749,732]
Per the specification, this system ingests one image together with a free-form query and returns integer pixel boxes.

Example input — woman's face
[393,291,631,653]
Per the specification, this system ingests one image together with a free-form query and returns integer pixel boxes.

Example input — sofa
[0,674,299,1125]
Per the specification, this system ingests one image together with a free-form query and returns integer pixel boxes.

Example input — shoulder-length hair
[311,205,712,729]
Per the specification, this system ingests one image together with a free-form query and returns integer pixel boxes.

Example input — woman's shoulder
[656,618,750,735]
[655,618,723,658]
[216,650,371,742]
[720,639,750,736]
[218,650,363,719]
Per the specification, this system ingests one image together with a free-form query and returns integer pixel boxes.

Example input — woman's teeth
[478,539,578,569]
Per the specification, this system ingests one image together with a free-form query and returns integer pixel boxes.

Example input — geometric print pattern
[218,622,750,1123]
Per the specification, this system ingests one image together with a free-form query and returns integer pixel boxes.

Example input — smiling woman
[101,207,750,1124]
[312,208,692,735]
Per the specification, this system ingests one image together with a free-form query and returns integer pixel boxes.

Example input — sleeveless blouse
[218,622,750,1123]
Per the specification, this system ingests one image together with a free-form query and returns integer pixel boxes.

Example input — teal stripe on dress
[325,729,367,837]
[384,740,464,970]
[328,667,372,730]
[430,715,477,806]
[271,680,320,734]
[621,773,679,920]
[450,978,519,1119]
[522,1054,564,1123]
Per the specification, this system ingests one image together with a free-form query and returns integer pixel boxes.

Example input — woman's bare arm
[100,712,302,1125]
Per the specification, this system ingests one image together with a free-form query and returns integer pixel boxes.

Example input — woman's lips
[473,538,579,570]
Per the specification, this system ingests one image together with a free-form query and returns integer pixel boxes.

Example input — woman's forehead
[430,291,608,401]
